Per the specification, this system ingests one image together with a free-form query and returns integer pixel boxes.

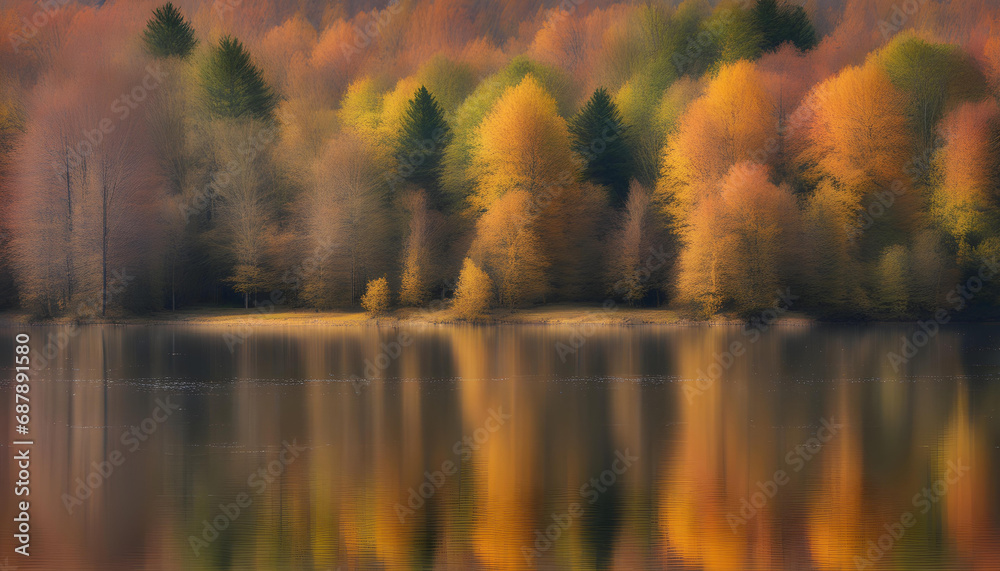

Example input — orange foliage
[658,60,778,231]
[677,163,799,314]
[797,62,911,200]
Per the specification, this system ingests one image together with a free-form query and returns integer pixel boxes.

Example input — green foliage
[416,55,477,114]
[570,88,633,206]
[397,86,451,207]
[715,3,766,65]
[709,0,816,70]
[142,3,197,59]
[201,36,277,121]
[751,0,817,53]
[878,34,988,146]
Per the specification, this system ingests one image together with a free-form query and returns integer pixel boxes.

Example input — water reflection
[1,323,999,570]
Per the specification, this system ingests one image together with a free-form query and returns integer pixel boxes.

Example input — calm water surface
[1,323,999,570]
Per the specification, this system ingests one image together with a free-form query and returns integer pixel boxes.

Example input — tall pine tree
[142,3,197,59]
[570,88,633,207]
[397,86,451,207]
[201,36,277,121]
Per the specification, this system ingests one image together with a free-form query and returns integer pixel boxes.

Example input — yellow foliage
[379,76,421,142]
[453,258,493,320]
[471,75,577,209]
[361,276,391,315]
[471,190,549,307]
[339,77,385,134]
[657,61,777,234]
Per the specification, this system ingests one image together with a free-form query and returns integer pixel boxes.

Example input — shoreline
[0,304,819,327]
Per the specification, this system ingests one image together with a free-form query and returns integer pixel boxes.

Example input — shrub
[361,276,391,316]
[453,258,493,320]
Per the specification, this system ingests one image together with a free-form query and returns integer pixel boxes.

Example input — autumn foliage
[1,0,999,319]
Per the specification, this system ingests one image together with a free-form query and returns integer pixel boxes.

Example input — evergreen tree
[142,3,197,59]
[397,86,451,207]
[201,36,277,121]
[752,0,817,53]
[569,88,633,207]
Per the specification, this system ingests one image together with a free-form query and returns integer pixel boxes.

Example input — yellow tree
[657,60,778,233]
[470,75,577,209]
[469,190,549,307]
[677,162,799,315]
[452,257,493,320]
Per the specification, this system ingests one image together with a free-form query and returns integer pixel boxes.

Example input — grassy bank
[0,303,816,327]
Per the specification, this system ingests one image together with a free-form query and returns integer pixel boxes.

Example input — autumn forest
[2,0,1000,320]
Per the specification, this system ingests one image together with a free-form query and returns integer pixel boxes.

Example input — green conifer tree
[142,3,197,59]
[752,0,817,54]
[201,36,277,121]
[569,88,633,207]
[397,86,451,207]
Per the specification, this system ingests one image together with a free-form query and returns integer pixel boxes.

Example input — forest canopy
[3,0,1000,319]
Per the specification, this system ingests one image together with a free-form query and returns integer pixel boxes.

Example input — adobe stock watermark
[887,257,1000,371]
[879,0,930,39]
[340,0,404,62]
[341,330,414,395]
[685,288,799,402]
[189,439,307,556]
[395,407,511,523]
[728,417,842,532]
[62,396,180,514]
[522,449,638,563]
[50,64,168,180]
[8,0,71,54]
[854,458,969,569]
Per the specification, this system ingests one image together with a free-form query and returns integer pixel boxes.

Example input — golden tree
[797,62,911,205]
[657,60,777,233]
[361,276,391,316]
[452,257,493,320]
[470,75,577,209]
[470,190,549,307]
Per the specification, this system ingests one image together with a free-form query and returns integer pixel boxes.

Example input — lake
[1,322,999,570]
